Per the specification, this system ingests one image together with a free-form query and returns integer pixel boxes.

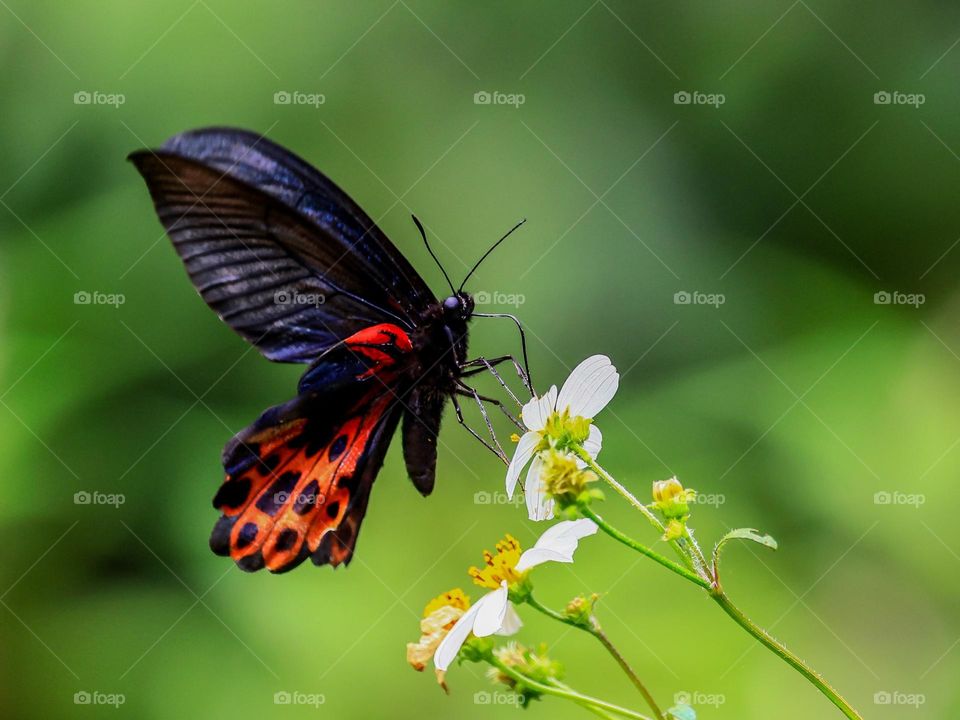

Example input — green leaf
[713,528,778,575]
[667,704,696,720]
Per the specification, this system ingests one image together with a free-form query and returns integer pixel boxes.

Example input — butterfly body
[130,128,493,573]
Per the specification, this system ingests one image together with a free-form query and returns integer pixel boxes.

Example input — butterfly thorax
[408,292,473,384]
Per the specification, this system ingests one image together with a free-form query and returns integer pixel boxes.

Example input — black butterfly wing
[157,127,436,321]
[129,127,436,362]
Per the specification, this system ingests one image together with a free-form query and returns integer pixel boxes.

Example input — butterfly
[129,128,531,574]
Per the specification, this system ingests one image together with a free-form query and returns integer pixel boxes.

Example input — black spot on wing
[329,435,348,461]
[237,550,265,572]
[274,528,299,552]
[210,515,236,556]
[236,522,259,550]
[255,471,300,516]
[293,480,320,515]
[213,477,251,510]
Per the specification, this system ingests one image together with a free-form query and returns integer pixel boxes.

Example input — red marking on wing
[343,323,413,379]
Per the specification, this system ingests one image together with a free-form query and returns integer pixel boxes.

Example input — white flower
[432,519,598,671]
[506,355,619,520]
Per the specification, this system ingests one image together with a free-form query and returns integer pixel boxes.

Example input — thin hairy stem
[487,657,652,720]
[525,593,665,720]
[580,506,711,590]
[711,591,864,719]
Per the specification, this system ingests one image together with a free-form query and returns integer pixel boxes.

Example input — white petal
[433,601,483,671]
[496,602,523,636]
[524,455,554,521]
[515,518,598,572]
[521,386,557,431]
[556,355,619,419]
[583,424,602,458]
[506,432,539,498]
[473,583,509,637]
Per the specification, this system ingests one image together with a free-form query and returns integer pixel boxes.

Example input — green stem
[580,506,711,590]
[488,657,652,720]
[574,451,862,718]
[711,592,863,720]
[575,449,695,570]
[526,593,666,720]
[581,704,620,720]
[574,448,662,529]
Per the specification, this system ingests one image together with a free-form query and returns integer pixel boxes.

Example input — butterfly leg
[460,355,530,406]
[451,393,508,463]
[454,380,525,433]
[471,312,535,394]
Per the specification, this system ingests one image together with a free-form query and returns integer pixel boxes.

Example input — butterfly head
[442,292,474,321]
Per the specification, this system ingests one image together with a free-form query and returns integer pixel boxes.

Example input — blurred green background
[1,1,958,718]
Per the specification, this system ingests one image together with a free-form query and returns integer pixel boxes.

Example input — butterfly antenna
[411,214,456,297]
[459,218,526,293]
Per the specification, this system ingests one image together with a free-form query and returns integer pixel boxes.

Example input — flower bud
[563,593,598,628]
[651,476,695,520]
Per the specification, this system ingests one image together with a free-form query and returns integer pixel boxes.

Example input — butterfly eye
[442,296,461,311]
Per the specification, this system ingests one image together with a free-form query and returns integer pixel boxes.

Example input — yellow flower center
[468,534,525,589]
[423,588,470,617]
[542,408,592,450]
[543,450,596,499]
